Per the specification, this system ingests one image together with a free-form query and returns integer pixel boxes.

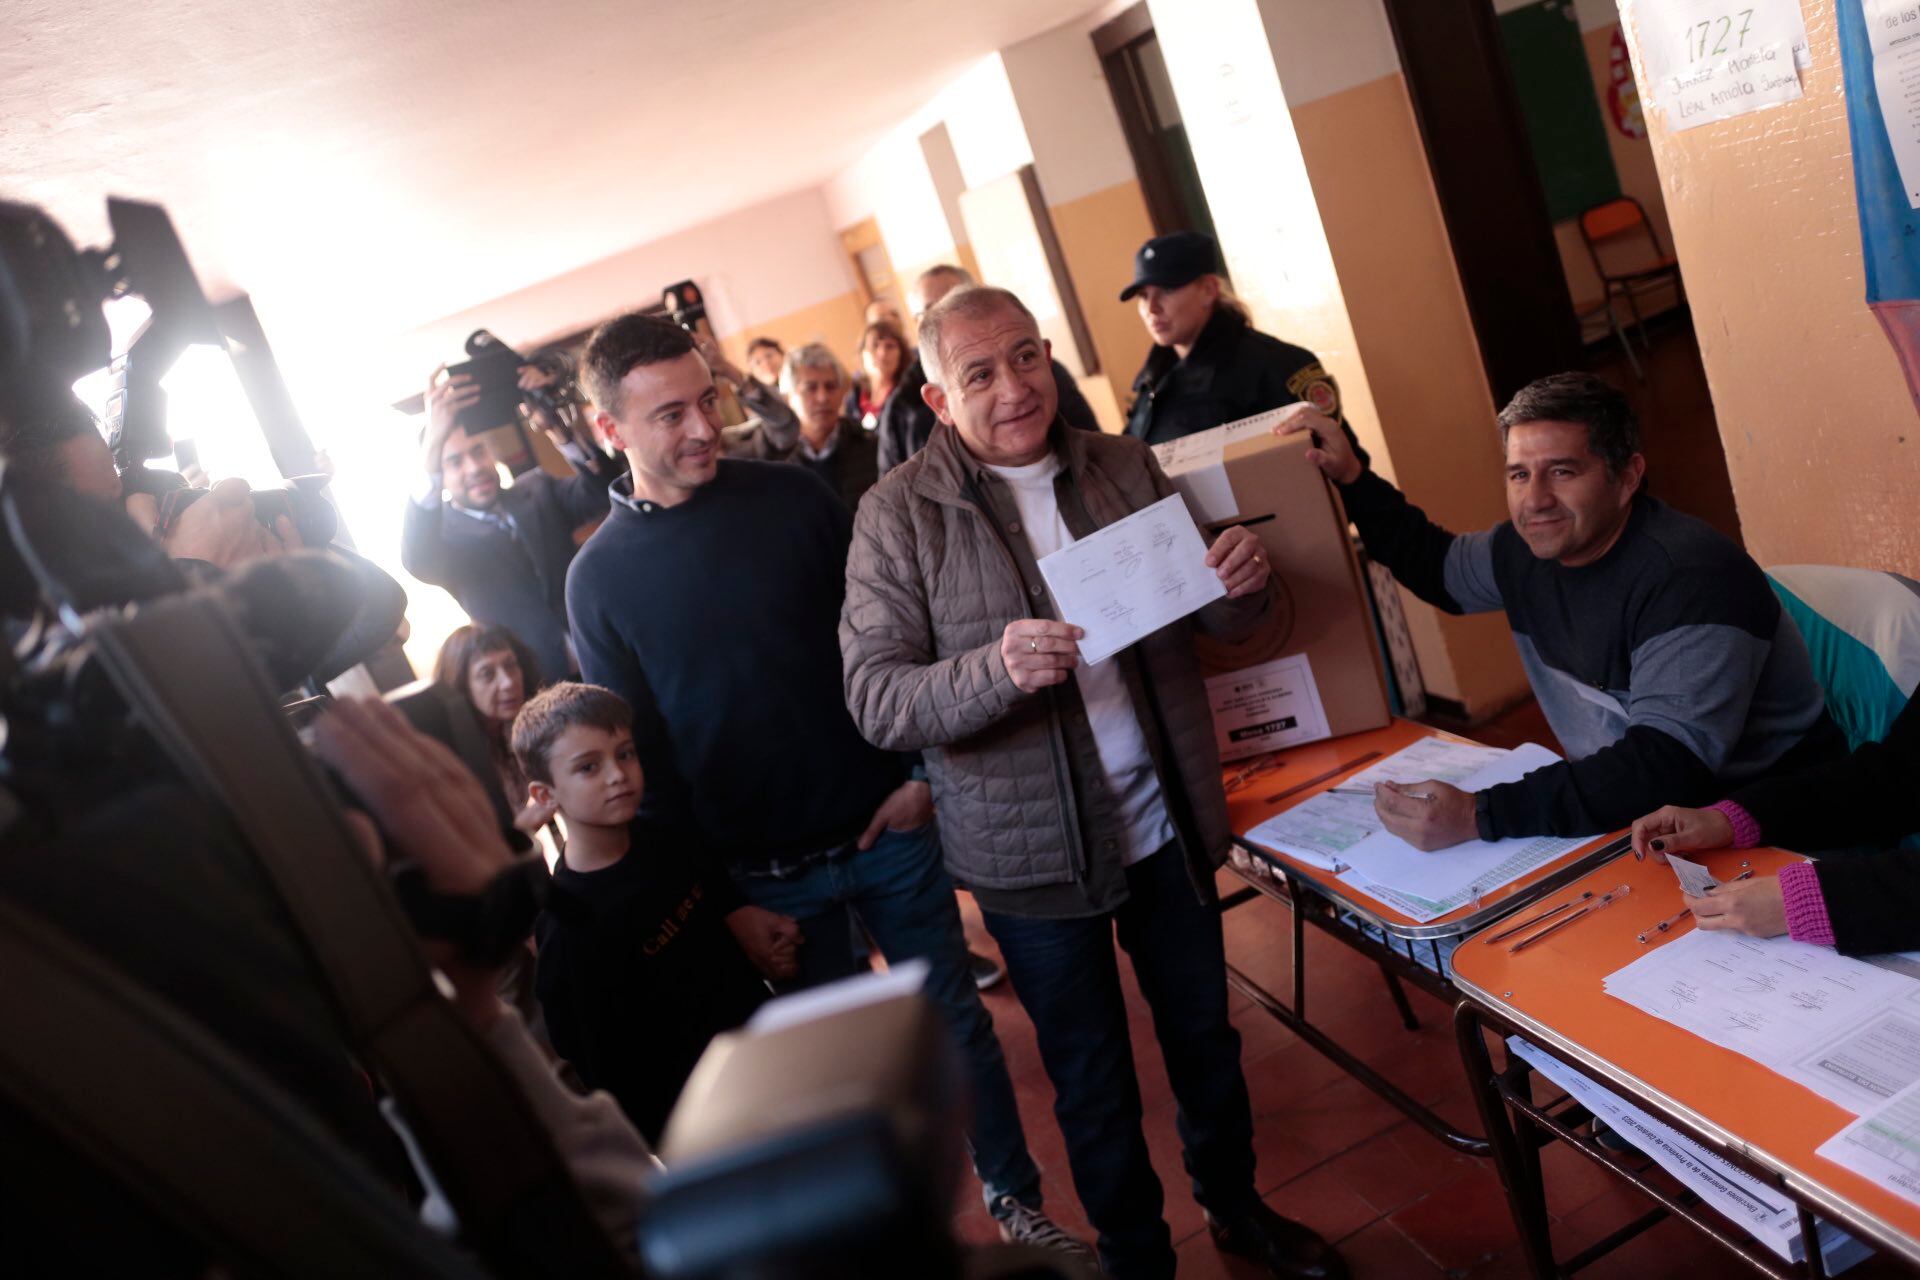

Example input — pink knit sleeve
[1707,799,1763,850]
[1779,862,1837,948]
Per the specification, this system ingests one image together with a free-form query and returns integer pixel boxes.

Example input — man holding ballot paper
[1277,371,1845,853]
[840,284,1348,1280]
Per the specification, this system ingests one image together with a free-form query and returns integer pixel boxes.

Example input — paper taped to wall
[1623,0,1807,131]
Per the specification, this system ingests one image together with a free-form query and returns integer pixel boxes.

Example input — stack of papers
[1605,932,1920,1115]
[1508,1037,1869,1271]
[1241,738,1590,922]
[1820,1075,1920,1213]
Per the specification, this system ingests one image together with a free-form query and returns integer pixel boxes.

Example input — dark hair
[1497,372,1642,478]
[746,336,784,357]
[433,623,542,709]
[860,318,909,360]
[579,312,697,419]
[0,397,104,492]
[510,681,634,785]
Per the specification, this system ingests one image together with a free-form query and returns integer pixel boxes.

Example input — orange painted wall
[1293,72,1531,715]
[1047,177,1160,422]
[718,290,867,379]
[1636,0,1920,573]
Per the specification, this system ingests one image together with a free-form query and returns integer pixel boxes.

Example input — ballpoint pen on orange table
[1507,884,1633,954]
[1635,869,1756,944]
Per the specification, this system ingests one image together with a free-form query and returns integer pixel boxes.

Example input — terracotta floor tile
[1386,1161,1524,1272]
[1326,1121,1482,1216]
[1331,1219,1449,1280]
[1262,1162,1385,1245]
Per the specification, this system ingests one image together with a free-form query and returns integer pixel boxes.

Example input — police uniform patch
[1285,362,1340,418]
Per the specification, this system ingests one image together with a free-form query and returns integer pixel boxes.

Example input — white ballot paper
[1333,743,1589,922]
[1605,931,1920,1114]
[1511,1038,1871,1271]
[1205,654,1331,762]
[1819,1074,1920,1212]
[1624,0,1806,131]
[1241,737,1507,873]
[1668,855,1722,897]
[1036,493,1226,665]
[1866,0,1920,208]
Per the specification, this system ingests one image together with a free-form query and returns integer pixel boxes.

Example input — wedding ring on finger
[1029,636,1038,653]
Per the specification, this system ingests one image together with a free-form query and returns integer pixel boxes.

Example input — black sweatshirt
[565,460,905,871]
[1340,472,1845,838]
[533,836,766,1144]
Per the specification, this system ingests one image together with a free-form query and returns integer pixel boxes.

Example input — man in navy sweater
[563,312,1087,1260]
[1277,372,1844,850]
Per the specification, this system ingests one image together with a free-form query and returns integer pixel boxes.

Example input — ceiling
[3,0,1097,379]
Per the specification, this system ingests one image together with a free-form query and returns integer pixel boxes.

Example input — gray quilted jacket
[840,420,1270,896]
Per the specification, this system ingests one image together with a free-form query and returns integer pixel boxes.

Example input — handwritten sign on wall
[1621,0,1809,130]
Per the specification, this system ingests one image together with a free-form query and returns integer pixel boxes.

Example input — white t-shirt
[986,454,1173,866]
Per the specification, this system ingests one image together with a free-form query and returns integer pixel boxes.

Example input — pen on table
[1326,786,1436,801]
[1483,890,1596,944]
[1635,869,1755,943]
[1508,884,1632,954]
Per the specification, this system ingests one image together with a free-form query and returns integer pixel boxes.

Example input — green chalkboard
[1498,0,1622,224]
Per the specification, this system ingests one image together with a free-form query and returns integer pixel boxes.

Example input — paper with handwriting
[1036,493,1226,665]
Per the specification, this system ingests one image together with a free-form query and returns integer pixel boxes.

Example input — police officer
[1122,231,1359,454]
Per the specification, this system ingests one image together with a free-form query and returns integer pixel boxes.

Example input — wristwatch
[390,857,549,968]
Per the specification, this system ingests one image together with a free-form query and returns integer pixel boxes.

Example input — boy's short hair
[510,681,634,784]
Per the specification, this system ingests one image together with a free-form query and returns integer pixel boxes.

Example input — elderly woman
[434,622,555,837]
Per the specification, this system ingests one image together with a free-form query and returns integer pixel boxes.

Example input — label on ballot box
[1204,654,1330,762]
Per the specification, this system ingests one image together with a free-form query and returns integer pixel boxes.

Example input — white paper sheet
[1819,1074,1920,1212]
[1332,744,1589,922]
[1036,493,1226,665]
[1605,931,1920,1113]
[1623,0,1807,130]
[1668,855,1722,897]
[1240,737,1507,872]
[1511,1038,1871,1270]
[1205,653,1331,762]
[1866,0,1920,208]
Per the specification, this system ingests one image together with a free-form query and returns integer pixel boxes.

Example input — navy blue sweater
[1341,473,1846,838]
[566,461,905,870]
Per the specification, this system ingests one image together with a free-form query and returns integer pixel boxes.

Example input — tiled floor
[942,698,1918,1276]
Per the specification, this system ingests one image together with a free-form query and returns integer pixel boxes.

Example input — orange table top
[1223,719,1623,938]
[1451,845,1920,1263]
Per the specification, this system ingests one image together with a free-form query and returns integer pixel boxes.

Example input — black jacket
[401,454,614,684]
[1125,307,1360,451]
[876,352,1101,474]
[795,418,881,511]
[1727,693,1920,954]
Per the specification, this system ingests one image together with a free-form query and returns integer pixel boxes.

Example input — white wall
[377,185,857,401]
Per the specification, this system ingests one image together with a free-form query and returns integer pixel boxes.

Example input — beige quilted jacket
[840,421,1270,897]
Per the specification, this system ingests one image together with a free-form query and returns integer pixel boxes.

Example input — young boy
[513,682,776,1143]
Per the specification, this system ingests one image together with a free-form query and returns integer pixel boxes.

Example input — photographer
[403,363,620,684]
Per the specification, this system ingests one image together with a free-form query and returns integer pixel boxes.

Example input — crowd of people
[11,224,1915,1279]
[375,227,1920,1279]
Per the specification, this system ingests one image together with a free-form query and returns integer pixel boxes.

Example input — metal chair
[1578,196,1683,352]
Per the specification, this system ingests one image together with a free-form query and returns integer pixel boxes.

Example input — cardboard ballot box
[1152,413,1392,760]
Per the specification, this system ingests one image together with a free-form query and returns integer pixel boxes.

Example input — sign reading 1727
[1683,9,1756,61]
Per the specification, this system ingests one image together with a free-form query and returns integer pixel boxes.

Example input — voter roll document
[1036,493,1227,665]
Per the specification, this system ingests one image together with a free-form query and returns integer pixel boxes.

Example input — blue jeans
[981,845,1256,1280]
[732,823,1042,1214]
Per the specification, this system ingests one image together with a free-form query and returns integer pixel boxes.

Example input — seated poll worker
[841,283,1348,1280]
[1278,371,1845,852]
[1629,692,1920,955]
[1123,230,1362,460]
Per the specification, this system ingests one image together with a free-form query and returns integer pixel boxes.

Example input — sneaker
[970,949,1007,991]
[994,1195,1096,1264]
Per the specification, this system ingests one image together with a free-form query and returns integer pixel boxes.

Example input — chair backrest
[1766,564,1920,750]
[1578,196,1669,280]
[1580,197,1647,244]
